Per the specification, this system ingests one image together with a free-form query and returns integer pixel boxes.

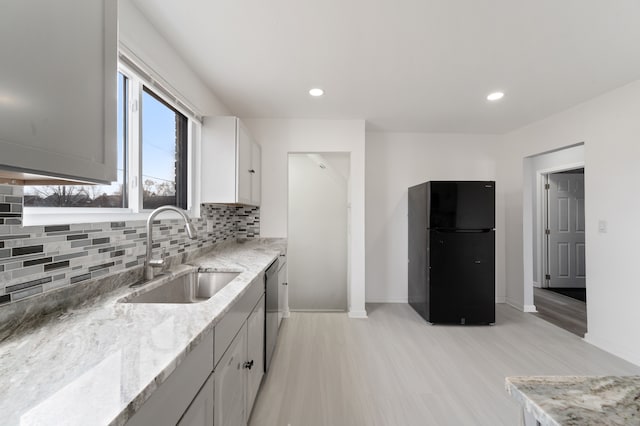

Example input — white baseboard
[348,310,368,319]
[365,298,408,304]
[506,298,537,313]
[496,296,506,304]
[583,332,640,367]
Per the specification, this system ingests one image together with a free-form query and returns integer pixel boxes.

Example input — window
[24,64,194,217]
[141,87,188,210]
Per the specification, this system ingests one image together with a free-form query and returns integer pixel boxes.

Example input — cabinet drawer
[215,273,264,368]
[126,331,214,426]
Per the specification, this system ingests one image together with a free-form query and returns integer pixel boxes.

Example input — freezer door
[428,181,495,230]
[429,230,495,324]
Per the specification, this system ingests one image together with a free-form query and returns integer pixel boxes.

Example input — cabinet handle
[248,169,255,174]
[243,360,254,370]
[282,282,288,286]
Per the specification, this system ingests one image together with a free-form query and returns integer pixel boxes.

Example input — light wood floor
[533,287,588,337]
[250,303,639,426]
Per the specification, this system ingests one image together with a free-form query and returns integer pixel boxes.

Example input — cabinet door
[277,261,287,327]
[178,373,214,426]
[201,116,239,203]
[0,0,117,184]
[214,329,247,426]
[246,296,265,415]
[237,121,252,204]
[250,142,261,205]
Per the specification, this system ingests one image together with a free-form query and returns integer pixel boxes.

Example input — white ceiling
[131,0,640,134]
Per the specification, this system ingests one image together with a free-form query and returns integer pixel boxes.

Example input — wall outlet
[598,220,607,233]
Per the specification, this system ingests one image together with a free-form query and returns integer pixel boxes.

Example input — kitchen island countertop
[506,375,640,426]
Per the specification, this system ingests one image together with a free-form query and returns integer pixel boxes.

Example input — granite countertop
[0,238,286,426]
[506,376,640,426]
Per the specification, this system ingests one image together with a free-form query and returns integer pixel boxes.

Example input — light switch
[598,220,607,233]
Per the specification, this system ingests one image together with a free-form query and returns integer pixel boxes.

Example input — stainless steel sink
[123,271,241,304]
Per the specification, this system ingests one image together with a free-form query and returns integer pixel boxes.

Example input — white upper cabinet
[0,0,118,184]
[201,116,261,206]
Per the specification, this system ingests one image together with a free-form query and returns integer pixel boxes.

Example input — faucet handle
[161,247,168,272]
[149,247,166,269]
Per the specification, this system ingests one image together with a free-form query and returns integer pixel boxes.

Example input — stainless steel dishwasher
[264,258,279,372]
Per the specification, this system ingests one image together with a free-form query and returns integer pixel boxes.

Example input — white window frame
[23,61,202,226]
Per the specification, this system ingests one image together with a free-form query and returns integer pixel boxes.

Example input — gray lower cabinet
[277,256,288,327]
[215,294,265,426]
[178,373,214,426]
[246,296,265,413]
[214,325,247,426]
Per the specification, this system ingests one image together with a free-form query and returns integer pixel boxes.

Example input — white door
[547,172,586,288]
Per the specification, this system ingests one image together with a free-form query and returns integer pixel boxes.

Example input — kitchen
[2,1,640,425]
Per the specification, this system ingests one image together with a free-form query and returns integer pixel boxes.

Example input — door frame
[522,143,584,313]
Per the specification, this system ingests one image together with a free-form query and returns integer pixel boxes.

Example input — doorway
[535,168,587,336]
[522,143,588,337]
[287,153,350,311]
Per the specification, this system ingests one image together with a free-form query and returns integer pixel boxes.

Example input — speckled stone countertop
[506,376,640,425]
[0,238,286,426]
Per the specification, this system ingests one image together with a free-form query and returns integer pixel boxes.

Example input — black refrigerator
[408,181,495,325]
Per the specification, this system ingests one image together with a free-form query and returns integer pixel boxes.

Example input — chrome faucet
[145,205,198,280]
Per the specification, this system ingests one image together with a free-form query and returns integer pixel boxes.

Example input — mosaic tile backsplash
[0,185,260,307]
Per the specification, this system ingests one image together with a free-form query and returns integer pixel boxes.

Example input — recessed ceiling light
[309,88,324,97]
[487,92,504,101]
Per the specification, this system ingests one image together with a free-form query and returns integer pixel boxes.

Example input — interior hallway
[533,287,588,337]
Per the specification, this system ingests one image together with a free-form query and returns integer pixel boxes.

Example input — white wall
[365,132,502,303]
[288,154,348,310]
[119,1,229,116]
[500,80,640,365]
[243,119,367,318]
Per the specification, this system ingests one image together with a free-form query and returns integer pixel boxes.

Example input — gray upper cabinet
[0,0,118,184]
